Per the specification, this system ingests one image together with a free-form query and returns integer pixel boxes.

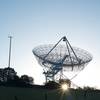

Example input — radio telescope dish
[33,36,92,84]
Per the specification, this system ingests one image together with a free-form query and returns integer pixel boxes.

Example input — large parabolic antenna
[33,36,92,84]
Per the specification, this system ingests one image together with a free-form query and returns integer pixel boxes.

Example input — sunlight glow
[61,83,68,91]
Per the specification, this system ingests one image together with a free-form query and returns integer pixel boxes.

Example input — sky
[0,0,100,88]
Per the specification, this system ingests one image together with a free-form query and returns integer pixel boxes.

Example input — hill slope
[0,86,100,100]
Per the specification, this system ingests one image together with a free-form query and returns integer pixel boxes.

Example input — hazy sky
[0,0,100,88]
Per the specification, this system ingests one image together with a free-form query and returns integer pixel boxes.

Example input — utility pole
[8,36,12,68]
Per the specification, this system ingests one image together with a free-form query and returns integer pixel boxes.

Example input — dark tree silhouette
[0,67,17,82]
[21,75,34,84]
[0,67,34,87]
[45,81,60,89]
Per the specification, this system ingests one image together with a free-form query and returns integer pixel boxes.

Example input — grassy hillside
[0,86,100,100]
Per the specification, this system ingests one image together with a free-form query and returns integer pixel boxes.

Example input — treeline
[0,67,34,87]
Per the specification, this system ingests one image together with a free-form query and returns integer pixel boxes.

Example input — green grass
[0,86,100,100]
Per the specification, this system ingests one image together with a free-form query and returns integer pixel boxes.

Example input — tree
[3,67,17,82]
[0,67,17,82]
[45,81,60,89]
[20,75,34,84]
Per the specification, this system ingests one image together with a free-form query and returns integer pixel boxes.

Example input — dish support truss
[42,36,81,82]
